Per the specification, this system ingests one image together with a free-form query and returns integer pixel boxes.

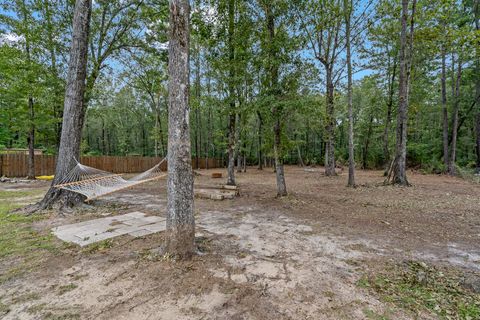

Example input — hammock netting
[54,158,167,201]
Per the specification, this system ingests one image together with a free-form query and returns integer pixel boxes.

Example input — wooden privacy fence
[0,154,224,177]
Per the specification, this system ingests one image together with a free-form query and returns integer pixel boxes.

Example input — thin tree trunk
[243,147,247,172]
[35,0,92,211]
[194,44,201,169]
[297,144,305,167]
[20,0,35,180]
[324,66,336,176]
[383,59,396,176]
[475,0,480,174]
[154,109,159,157]
[441,45,449,171]
[27,97,35,179]
[101,116,107,155]
[165,0,195,259]
[44,0,62,150]
[448,55,462,175]
[226,0,236,185]
[206,74,212,169]
[236,113,242,173]
[257,111,263,170]
[345,0,355,186]
[265,4,287,196]
[363,115,374,169]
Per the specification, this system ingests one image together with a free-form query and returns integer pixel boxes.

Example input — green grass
[0,301,10,316]
[363,308,390,320]
[57,283,78,295]
[0,190,59,283]
[358,261,480,320]
[81,239,113,254]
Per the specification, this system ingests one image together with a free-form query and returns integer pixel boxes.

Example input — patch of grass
[27,303,47,314]
[57,283,78,295]
[457,167,480,184]
[11,292,41,304]
[81,239,113,254]
[358,261,480,320]
[0,190,59,284]
[0,209,56,259]
[0,189,43,200]
[363,308,390,320]
[0,301,10,316]
[44,312,81,320]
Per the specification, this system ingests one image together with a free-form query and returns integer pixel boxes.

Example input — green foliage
[359,261,480,320]
[0,0,478,173]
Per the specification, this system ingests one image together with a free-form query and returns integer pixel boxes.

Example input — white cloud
[0,32,24,45]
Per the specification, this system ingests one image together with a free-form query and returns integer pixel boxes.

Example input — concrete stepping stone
[52,212,166,247]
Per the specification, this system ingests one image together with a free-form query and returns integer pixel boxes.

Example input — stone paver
[52,212,166,246]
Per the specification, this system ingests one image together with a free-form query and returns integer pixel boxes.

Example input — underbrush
[358,261,480,320]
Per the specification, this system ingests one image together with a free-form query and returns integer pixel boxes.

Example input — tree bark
[345,0,355,186]
[226,0,236,185]
[297,143,305,167]
[389,0,415,186]
[265,4,287,197]
[27,97,35,179]
[475,0,480,174]
[441,44,449,171]
[44,0,63,150]
[448,55,462,175]
[257,111,263,170]
[206,74,212,169]
[194,43,201,169]
[20,0,35,180]
[164,0,195,259]
[324,66,336,176]
[35,0,92,211]
[383,58,396,176]
[363,115,374,169]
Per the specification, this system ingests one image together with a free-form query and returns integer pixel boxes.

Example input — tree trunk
[206,75,212,169]
[226,0,236,185]
[383,58,396,176]
[101,117,107,155]
[389,0,415,186]
[194,45,201,169]
[44,0,62,150]
[165,0,195,259]
[35,0,92,211]
[441,44,449,171]
[257,111,263,170]
[345,0,355,186]
[363,115,374,169]
[324,66,336,176]
[236,113,242,173]
[265,4,287,196]
[475,0,480,174]
[273,117,287,196]
[448,55,462,175]
[296,143,305,167]
[27,97,35,180]
[21,0,35,180]
[243,149,247,172]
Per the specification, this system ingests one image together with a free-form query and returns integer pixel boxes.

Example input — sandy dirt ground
[0,166,479,319]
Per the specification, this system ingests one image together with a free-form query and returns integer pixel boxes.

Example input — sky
[0,1,375,87]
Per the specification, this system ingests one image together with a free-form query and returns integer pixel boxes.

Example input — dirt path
[1,166,479,319]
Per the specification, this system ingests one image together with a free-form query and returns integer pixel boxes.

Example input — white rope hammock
[54,158,167,201]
